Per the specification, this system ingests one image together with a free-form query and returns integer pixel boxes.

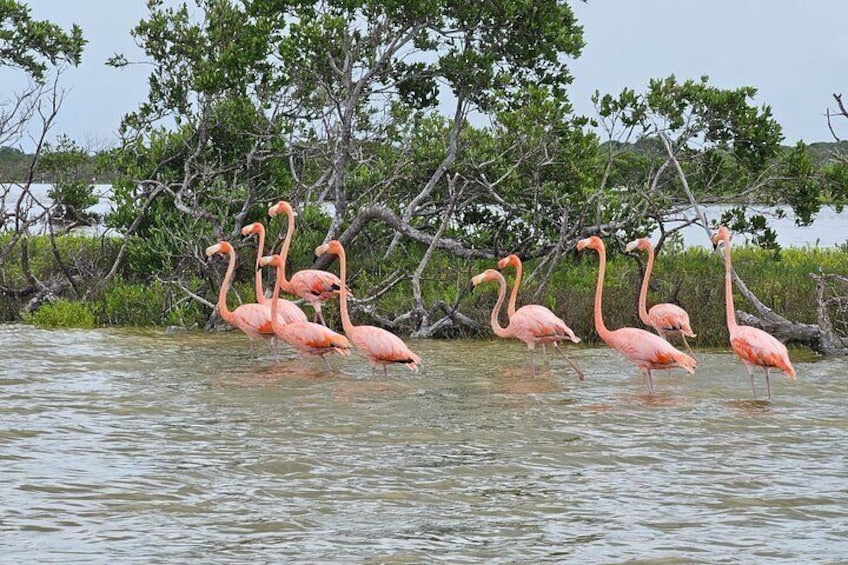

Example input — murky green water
[1,324,846,562]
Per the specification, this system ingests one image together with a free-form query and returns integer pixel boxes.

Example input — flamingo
[268,200,344,326]
[712,226,796,398]
[496,253,584,378]
[577,236,696,393]
[314,240,421,374]
[241,221,309,326]
[259,254,351,365]
[205,241,278,345]
[471,268,584,380]
[625,237,696,354]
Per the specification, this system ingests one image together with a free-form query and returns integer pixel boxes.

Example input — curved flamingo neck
[506,259,522,318]
[638,243,654,325]
[336,245,355,335]
[722,240,738,331]
[489,272,512,338]
[592,245,611,340]
[276,207,295,292]
[216,250,236,325]
[254,225,267,304]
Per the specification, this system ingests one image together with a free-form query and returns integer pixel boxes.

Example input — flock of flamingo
[206,201,796,399]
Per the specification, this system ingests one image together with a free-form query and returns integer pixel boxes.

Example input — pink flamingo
[268,200,344,326]
[472,268,584,380]
[625,237,696,354]
[577,236,696,393]
[205,241,278,345]
[712,226,795,398]
[259,254,351,365]
[496,253,584,377]
[241,221,309,326]
[315,240,421,374]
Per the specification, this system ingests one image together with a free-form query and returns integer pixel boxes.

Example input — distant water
[652,204,847,248]
[3,184,846,247]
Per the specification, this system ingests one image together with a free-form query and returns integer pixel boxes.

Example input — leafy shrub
[27,300,96,328]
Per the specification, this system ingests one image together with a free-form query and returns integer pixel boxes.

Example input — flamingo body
[471,268,583,380]
[275,321,351,358]
[315,240,421,373]
[289,269,344,308]
[625,238,696,344]
[240,221,309,331]
[346,325,422,371]
[269,200,344,325]
[730,325,796,377]
[510,305,580,348]
[712,225,795,397]
[602,326,696,373]
[226,303,276,340]
[206,241,284,345]
[646,303,695,337]
[260,253,350,361]
[578,236,696,392]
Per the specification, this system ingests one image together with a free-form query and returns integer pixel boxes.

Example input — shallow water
[1,324,846,562]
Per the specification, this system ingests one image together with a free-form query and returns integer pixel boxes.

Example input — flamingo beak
[205,244,221,257]
[315,243,328,257]
[624,240,638,253]
[710,233,720,251]
[576,238,590,251]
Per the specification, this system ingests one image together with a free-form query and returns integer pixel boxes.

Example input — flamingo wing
[291,269,343,301]
[274,298,309,324]
[730,326,795,377]
[278,322,351,356]
[515,305,580,342]
[607,327,696,373]
[349,325,421,370]
[232,303,276,337]
[647,303,695,336]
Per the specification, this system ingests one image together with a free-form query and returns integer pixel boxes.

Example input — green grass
[4,232,847,343]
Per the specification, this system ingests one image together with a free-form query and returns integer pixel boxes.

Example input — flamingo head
[268,200,294,217]
[205,241,233,257]
[240,222,264,237]
[315,239,344,258]
[258,254,281,268]
[497,254,521,270]
[576,236,604,253]
[624,237,650,253]
[470,269,503,289]
[711,225,731,250]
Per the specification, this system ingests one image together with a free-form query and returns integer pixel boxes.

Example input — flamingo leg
[529,350,537,376]
[745,364,757,398]
[680,334,695,358]
[553,343,585,381]
[643,369,655,394]
[765,367,772,399]
[316,308,328,327]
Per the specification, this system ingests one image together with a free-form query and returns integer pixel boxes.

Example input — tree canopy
[0,0,85,81]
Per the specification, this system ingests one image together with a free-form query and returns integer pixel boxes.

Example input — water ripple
[1,325,847,562]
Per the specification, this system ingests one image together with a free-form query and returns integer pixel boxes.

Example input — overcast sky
[3,0,848,149]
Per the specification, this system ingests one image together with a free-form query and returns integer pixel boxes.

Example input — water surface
[1,325,846,562]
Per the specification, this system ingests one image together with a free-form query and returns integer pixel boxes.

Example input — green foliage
[103,283,165,326]
[40,135,100,223]
[0,0,86,81]
[27,299,96,328]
